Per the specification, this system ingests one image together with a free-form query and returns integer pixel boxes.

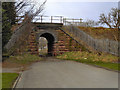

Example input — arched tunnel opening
[39,33,55,56]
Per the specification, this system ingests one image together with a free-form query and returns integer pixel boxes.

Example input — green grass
[94,62,118,70]
[2,73,19,88]
[6,53,42,65]
[0,73,2,89]
[57,51,119,71]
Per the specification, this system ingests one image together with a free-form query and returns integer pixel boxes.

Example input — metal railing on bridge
[33,15,83,25]
[17,15,83,25]
[34,16,63,23]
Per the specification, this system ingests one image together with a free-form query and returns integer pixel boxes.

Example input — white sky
[8,0,117,25]
[35,0,119,2]
[1,0,120,2]
[3,0,118,22]
[34,1,118,22]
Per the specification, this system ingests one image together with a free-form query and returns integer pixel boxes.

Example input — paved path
[16,57,118,88]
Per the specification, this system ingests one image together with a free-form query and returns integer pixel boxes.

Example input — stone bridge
[4,16,119,56]
[28,22,82,56]
[4,16,83,56]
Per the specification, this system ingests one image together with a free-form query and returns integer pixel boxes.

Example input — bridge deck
[33,22,63,29]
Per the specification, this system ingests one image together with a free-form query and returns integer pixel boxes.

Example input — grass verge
[57,51,119,71]
[2,53,42,71]
[4,53,42,65]
[2,73,19,88]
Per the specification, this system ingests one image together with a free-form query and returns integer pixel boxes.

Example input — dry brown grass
[78,27,118,41]
[57,51,118,63]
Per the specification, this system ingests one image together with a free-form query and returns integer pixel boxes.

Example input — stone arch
[36,31,57,56]
[36,30,57,43]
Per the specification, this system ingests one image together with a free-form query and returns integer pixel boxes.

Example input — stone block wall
[53,30,82,56]
[27,31,38,55]
[27,29,83,56]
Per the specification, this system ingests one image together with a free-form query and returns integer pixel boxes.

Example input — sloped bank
[56,51,119,71]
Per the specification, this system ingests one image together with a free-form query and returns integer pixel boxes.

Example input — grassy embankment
[57,51,119,71]
[58,27,119,71]
[78,27,118,41]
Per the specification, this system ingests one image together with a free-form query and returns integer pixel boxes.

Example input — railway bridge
[28,16,82,56]
[5,16,118,56]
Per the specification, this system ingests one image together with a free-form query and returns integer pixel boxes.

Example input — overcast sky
[46,2,117,21]
[33,0,118,22]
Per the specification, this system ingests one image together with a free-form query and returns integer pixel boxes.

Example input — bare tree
[85,19,99,27]
[15,0,47,23]
[4,0,47,54]
[78,19,98,27]
[99,8,119,28]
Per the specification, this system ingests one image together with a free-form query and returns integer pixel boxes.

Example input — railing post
[60,16,63,23]
[64,18,66,25]
[63,18,66,25]
[51,16,53,23]
[72,19,74,25]
[80,18,83,23]
[41,16,42,23]
[63,18,64,24]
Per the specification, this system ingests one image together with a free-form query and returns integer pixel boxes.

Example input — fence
[64,25,119,56]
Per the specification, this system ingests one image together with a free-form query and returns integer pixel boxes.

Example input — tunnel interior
[40,33,55,56]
